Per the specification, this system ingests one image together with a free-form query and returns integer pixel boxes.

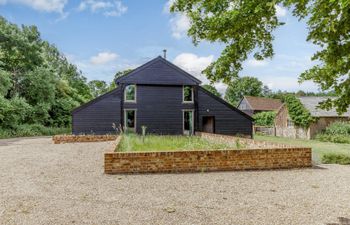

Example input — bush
[253,111,276,126]
[315,133,350,144]
[0,124,70,139]
[315,121,350,143]
[323,121,350,135]
[322,153,350,165]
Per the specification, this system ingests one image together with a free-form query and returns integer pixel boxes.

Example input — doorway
[202,116,215,133]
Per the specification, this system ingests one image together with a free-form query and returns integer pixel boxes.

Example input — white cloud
[246,59,269,67]
[90,52,118,65]
[170,13,190,39]
[173,53,213,78]
[275,5,287,17]
[0,0,67,13]
[78,0,127,17]
[258,76,318,92]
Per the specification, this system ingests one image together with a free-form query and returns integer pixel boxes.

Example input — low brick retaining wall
[104,133,311,174]
[53,134,117,144]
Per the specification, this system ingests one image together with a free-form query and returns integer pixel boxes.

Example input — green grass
[117,134,242,152]
[255,135,350,163]
[321,153,350,165]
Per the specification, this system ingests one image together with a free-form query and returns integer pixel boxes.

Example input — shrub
[323,121,350,135]
[322,153,350,165]
[315,121,350,143]
[0,124,70,139]
[253,111,276,126]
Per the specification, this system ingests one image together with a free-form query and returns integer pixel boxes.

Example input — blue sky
[0,0,320,94]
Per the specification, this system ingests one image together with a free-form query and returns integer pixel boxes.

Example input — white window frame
[124,84,137,103]
[124,109,137,131]
[183,109,194,135]
[182,85,194,103]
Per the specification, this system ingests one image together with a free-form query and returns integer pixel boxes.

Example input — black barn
[72,56,253,137]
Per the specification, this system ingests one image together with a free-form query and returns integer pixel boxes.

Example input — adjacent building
[237,96,283,116]
[275,97,350,139]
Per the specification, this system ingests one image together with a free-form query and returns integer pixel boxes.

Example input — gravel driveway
[0,137,350,225]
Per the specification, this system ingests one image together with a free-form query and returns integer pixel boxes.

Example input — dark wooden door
[202,116,214,133]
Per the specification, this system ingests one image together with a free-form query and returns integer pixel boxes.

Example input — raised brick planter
[53,134,117,144]
[104,133,312,174]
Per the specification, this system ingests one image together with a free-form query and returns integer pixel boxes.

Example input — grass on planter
[117,133,242,152]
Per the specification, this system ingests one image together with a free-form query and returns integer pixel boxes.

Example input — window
[183,85,193,103]
[124,85,136,102]
[124,109,136,131]
[240,103,247,110]
[183,110,194,135]
[287,118,294,127]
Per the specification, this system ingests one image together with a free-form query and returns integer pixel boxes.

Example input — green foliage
[283,95,315,128]
[315,134,350,144]
[202,84,221,97]
[253,111,276,126]
[315,122,350,144]
[170,0,350,114]
[225,76,264,106]
[321,153,350,165]
[117,133,242,152]
[322,121,350,136]
[88,80,108,98]
[109,69,134,90]
[0,124,70,139]
[0,16,94,134]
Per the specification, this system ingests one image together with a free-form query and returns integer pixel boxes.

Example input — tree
[202,84,221,97]
[253,111,276,126]
[109,69,134,90]
[170,0,350,114]
[224,76,263,106]
[88,80,108,98]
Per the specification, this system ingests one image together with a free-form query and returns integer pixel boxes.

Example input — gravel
[0,137,350,225]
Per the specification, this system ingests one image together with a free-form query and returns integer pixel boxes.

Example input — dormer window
[124,85,136,102]
[183,85,193,103]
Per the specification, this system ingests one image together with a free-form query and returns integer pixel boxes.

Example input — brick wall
[53,134,117,144]
[105,133,311,174]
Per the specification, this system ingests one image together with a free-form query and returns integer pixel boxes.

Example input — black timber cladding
[72,88,121,135]
[71,56,253,136]
[124,84,194,135]
[197,87,253,136]
[115,56,201,85]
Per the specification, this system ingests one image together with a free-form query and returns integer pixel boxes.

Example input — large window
[183,85,193,103]
[124,85,136,102]
[183,110,194,135]
[124,109,136,131]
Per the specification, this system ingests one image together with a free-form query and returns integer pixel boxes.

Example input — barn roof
[115,56,202,85]
[243,96,283,111]
[298,97,350,117]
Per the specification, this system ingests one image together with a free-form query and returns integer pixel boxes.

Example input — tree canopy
[170,0,350,114]
[0,17,92,129]
[224,76,267,106]
[202,84,221,97]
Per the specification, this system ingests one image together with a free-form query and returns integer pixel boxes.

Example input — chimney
[163,49,167,59]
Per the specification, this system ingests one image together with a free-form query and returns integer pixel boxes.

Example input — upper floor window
[124,85,136,102]
[183,85,193,103]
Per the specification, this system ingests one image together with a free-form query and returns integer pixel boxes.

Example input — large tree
[171,0,350,114]
[202,84,221,97]
[225,76,264,106]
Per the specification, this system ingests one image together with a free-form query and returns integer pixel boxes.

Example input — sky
[0,0,321,94]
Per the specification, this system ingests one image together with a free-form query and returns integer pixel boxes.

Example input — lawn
[255,135,350,163]
[117,134,242,152]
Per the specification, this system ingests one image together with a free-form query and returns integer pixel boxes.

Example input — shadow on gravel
[327,217,350,225]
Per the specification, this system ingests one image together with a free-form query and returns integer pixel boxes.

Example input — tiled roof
[298,97,350,117]
[244,96,283,111]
